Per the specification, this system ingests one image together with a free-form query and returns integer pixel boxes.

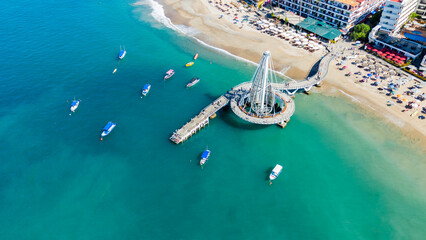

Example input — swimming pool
[404,32,426,43]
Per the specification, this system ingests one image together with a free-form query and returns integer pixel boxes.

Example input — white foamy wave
[132,0,257,66]
[176,25,201,37]
[133,0,181,32]
[338,90,361,103]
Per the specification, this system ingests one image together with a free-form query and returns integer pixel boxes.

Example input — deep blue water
[0,0,425,239]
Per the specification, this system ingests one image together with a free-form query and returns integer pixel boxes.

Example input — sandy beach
[157,0,426,144]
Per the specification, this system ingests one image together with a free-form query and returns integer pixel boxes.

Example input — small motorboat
[70,100,79,112]
[142,84,151,96]
[112,68,117,74]
[118,46,126,60]
[200,149,210,166]
[186,78,200,87]
[100,121,116,141]
[186,62,194,67]
[164,69,175,80]
[269,164,283,182]
[193,53,199,60]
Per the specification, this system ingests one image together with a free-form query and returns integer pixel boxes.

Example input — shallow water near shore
[0,0,426,239]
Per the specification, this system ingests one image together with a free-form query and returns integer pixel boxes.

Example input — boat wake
[132,0,257,66]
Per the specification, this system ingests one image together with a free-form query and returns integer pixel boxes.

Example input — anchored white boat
[269,164,283,181]
[164,69,174,80]
[142,84,151,96]
[200,149,210,166]
[100,121,116,141]
[70,100,79,112]
[186,78,200,87]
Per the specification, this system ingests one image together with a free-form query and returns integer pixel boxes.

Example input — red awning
[386,55,393,59]
[372,49,378,52]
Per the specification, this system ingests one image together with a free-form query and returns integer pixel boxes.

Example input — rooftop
[372,30,423,55]
[296,17,342,40]
[335,0,361,7]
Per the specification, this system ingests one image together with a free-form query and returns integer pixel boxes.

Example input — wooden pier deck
[169,95,230,144]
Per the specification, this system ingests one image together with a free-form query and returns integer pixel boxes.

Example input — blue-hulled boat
[200,149,211,166]
[142,84,151,96]
[118,46,126,59]
[100,121,116,140]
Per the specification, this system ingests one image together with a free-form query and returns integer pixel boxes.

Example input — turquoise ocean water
[1,0,425,239]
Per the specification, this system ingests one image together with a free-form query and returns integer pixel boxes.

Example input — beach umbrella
[372,49,378,52]
[403,98,407,101]
[396,94,402,98]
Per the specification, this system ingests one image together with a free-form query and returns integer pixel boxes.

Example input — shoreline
[153,0,426,145]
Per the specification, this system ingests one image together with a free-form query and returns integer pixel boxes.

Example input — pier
[169,95,229,144]
[169,50,337,144]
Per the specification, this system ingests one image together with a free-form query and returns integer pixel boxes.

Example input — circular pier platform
[230,82,295,125]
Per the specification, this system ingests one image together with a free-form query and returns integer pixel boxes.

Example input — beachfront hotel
[379,0,419,36]
[367,0,424,60]
[269,0,386,34]
[416,0,426,19]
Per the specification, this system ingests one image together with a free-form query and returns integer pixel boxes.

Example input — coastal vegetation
[350,23,370,41]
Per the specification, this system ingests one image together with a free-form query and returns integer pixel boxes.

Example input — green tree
[284,17,288,25]
[350,23,370,41]
[409,12,419,21]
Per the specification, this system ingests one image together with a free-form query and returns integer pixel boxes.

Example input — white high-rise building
[272,0,386,33]
[416,0,426,20]
[379,0,419,36]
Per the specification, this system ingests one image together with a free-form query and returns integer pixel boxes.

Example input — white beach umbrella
[308,44,314,48]
[302,38,308,42]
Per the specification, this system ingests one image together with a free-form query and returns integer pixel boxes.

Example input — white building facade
[416,0,426,19]
[379,0,419,36]
[271,0,386,34]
